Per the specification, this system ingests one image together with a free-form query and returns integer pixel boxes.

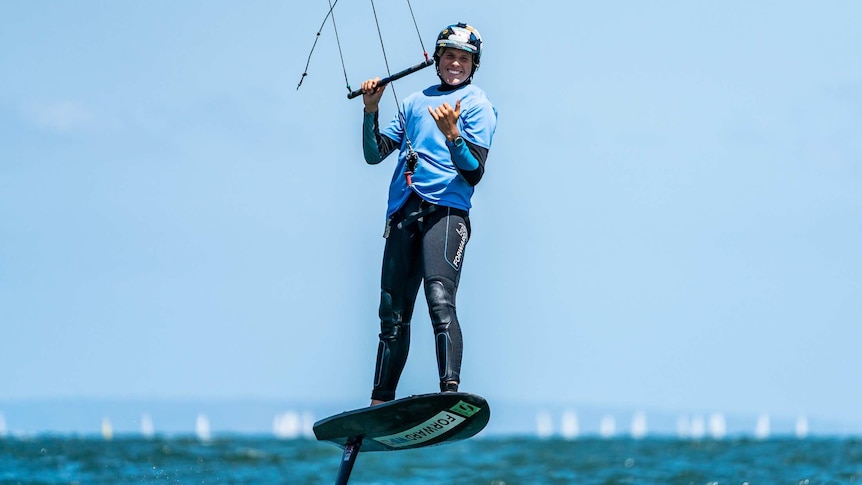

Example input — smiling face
[437,47,475,86]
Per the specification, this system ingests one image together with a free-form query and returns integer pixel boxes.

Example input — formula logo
[372,411,466,448]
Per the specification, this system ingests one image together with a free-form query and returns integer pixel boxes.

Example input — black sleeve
[457,139,489,186]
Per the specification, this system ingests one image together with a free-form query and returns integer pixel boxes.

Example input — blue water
[1,436,861,484]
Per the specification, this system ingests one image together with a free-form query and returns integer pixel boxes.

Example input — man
[360,23,497,405]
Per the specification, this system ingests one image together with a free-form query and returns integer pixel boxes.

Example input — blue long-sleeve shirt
[362,83,497,217]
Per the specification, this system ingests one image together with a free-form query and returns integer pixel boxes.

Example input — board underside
[313,392,490,452]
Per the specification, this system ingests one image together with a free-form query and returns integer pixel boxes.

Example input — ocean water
[1,436,861,484]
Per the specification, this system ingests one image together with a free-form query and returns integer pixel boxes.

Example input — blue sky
[2,1,860,427]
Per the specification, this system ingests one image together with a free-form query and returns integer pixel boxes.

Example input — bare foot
[370,399,386,406]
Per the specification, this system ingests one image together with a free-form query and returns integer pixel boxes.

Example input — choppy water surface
[2,436,861,484]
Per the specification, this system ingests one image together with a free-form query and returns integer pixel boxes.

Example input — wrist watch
[445,136,464,147]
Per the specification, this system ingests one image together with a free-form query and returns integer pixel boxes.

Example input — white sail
[273,411,301,439]
[560,410,579,440]
[754,413,770,440]
[101,417,114,441]
[141,414,155,438]
[0,412,7,437]
[195,414,212,441]
[708,413,726,439]
[630,412,647,439]
[795,416,809,439]
[599,415,616,438]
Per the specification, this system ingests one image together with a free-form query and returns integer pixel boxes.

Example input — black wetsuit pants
[371,192,471,402]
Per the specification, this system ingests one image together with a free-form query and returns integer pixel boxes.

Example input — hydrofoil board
[313,392,490,452]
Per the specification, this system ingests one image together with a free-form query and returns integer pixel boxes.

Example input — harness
[397,199,437,230]
[403,145,419,187]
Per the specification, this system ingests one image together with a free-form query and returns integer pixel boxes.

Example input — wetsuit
[363,82,497,402]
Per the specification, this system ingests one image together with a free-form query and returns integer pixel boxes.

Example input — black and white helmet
[434,23,483,68]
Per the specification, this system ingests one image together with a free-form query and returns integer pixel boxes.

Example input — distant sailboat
[535,411,553,438]
[708,413,726,439]
[141,414,155,439]
[560,410,579,440]
[630,412,647,439]
[599,415,616,438]
[195,414,211,441]
[795,416,809,439]
[273,411,301,439]
[0,412,7,437]
[101,417,114,441]
[754,413,770,440]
